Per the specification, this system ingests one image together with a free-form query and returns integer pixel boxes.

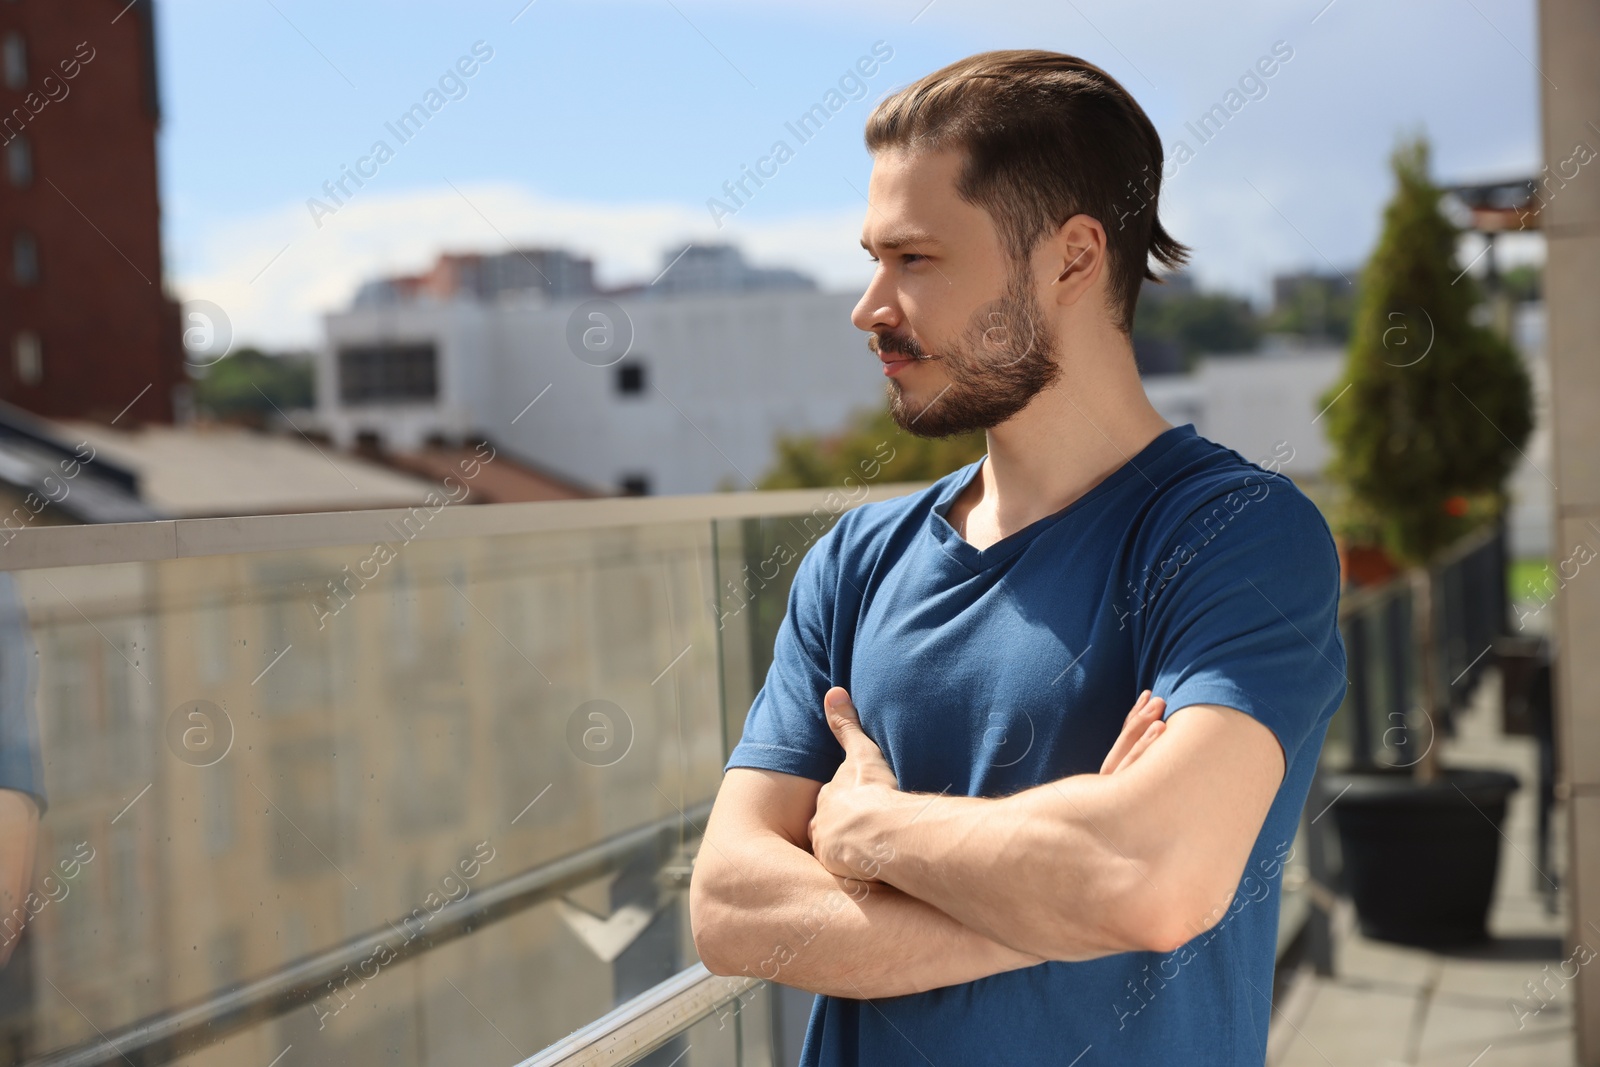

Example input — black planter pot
[1324,766,1520,947]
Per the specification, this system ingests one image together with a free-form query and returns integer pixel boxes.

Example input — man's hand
[1099,689,1168,775]
[809,686,1169,884]
[809,687,898,883]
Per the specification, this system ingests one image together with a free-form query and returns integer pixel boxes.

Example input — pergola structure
[1442,176,1544,289]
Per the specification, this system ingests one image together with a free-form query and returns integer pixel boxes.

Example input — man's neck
[947,334,1172,550]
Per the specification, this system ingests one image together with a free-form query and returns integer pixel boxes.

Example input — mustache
[868,332,930,359]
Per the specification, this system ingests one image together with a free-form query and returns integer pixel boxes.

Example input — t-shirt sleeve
[1136,478,1347,770]
[723,525,845,784]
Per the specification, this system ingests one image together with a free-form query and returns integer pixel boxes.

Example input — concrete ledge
[0,481,933,571]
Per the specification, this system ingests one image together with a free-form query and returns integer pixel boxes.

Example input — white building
[1146,306,1551,562]
[1143,340,1345,483]
[314,249,1551,560]
[315,286,884,497]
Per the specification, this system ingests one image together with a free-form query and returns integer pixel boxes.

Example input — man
[689,50,1346,1066]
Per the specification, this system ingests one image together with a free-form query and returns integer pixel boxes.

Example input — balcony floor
[1268,668,1579,1066]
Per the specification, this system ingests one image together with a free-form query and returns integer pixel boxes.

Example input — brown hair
[864,50,1190,335]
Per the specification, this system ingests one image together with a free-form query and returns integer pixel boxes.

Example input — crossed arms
[689,688,1286,999]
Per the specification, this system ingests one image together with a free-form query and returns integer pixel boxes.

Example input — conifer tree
[1320,132,1533,782]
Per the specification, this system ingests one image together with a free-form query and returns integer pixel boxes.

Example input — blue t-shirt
[723,423,1347,1066]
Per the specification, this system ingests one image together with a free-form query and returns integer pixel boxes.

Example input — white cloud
[172,182,876,350]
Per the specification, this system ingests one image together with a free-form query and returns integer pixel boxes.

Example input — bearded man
[690,49,1346,1067]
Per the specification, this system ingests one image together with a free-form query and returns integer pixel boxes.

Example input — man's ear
[1054,216,1104,284]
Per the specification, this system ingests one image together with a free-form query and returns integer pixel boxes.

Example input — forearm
[835,701,1285,962]
[691,832,1045,998]
[868,774,1169,961]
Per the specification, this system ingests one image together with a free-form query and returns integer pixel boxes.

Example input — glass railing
[0,479,1397,1066]
[0,486,916,1067]
[1320,522,1505,773]
[1289,522,1508,976]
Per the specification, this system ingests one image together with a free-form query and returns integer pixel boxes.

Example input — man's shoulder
[846,460,975,531]
[1142,434,1332,555]
[801,460,978,576]
[1152,435,1324,531]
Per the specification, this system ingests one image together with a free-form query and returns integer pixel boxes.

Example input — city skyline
[153,0,1545,348]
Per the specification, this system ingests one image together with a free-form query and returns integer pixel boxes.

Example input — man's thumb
[824,687,864,748]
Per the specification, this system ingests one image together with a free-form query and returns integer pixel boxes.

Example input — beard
[873,264,1062,439]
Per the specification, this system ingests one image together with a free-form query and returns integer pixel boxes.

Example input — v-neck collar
[927,423,1197,572]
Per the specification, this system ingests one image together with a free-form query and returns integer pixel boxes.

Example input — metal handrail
[515,964,761,1067]
[25,801,714,1067]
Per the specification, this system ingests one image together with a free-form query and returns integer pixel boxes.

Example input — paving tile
[1437,956,1569,1000]
[1268,669,1580,1066]
[1417,980,1572,1062]
[1334,931,1439,990]
[1414,1028,1576,1067]
[1275,977,1417,1067]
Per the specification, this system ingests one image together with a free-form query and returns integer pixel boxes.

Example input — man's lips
[880,353,916,377]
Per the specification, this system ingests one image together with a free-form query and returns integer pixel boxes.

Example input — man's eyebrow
[860,230,941,252]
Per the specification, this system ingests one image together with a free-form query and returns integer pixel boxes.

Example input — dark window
[12,330,40,384]
[5,136,31,187]
[12,230,37,285]
[337,341,438,405]
[619,473,651,496]
[1,33,24,91]
[615,361,646,396]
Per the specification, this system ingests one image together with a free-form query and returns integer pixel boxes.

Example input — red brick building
[0,0,183,426]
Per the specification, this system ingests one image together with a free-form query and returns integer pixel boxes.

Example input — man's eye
[902,254,925,265]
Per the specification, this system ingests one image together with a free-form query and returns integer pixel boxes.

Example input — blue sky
[153,0,1545,347]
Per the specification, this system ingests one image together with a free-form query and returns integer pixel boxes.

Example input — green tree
[190,348,315,423]
[1319,132,1533,783]
[1262,276,1358,342]
[759,406,987,489]
[1133,290,1260,365]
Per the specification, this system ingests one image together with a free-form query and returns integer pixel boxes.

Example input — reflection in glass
[0,515,775,1063]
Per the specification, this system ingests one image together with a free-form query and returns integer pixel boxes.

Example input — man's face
[852,147,1062,439]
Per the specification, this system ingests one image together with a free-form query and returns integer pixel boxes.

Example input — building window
[112,824,142,956]
[210,928,244,989]
[197,590,229,685]
[336,341,438,405]
[268,739,344,876]
[204,759,235,856]
[12,230,37,285]
[12,331,40,384]
[5,136,30,187]
[1,33,24,91]
[619,473,651,496]
[615,361,646,396]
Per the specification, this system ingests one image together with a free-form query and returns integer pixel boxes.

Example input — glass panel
[711,514,813,759]
[0,517,734,1063]
[667,993,748,1067]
